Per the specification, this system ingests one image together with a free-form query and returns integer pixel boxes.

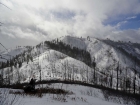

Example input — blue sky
[104,14,140,30]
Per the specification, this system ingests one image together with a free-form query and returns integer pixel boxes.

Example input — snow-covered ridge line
[1,35,140,96]
[58,36,140,71]
[0,46,30,62]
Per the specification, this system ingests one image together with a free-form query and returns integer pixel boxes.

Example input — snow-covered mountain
[0,46,29,62]
[0,35,140,93]
[58,36,140,72]
[1,49,98,85]
[1,35,140,105]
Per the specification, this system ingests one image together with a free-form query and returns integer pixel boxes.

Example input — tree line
[44,40,92,67]
[0,47,33,86]
[0,39,140,96]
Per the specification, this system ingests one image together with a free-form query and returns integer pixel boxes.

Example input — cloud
[0,0,140,48]
[126,16,137,20]
[116,21,128,28]
[106,29,140,42]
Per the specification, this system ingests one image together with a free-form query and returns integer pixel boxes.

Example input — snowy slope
[0,83,137,105]
[0,47,28,62]
[102,39,140,60]
[59,36,87,50]
[0,36,140,105]
[1,47,139,92]
[1,36,140,90]
[2,49,96,84]
[59,36,140,73]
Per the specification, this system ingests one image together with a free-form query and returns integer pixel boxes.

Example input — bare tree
[72,64,75,81]
[116,62,119,90]
[86,66,88,83]
[0,68,4,86]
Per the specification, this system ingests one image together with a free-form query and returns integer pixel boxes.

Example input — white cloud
[126,16,137,20]
[106,29,140,42]
[0,0,140,48]
[116,21,128,28]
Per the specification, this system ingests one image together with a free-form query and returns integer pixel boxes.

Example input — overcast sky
[0,0,140,49]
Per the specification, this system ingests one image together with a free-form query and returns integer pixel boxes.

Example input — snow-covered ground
[0,83,136,105]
